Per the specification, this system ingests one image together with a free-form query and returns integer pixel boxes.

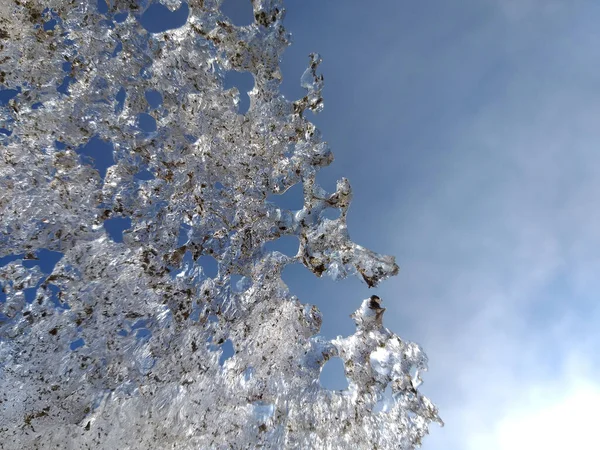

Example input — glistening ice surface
[0,0,441,448]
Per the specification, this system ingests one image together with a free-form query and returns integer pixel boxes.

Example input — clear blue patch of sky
[104,217,132,243]
[115,87,126,114]
[219,339,234,366]
[319,357,348,390]
[144,89,163,109]
[76,136,115,180]
[21,249,63,274]
[138,2,189,33]
[223,71,254,115]
[97,0,108,15]
[266,182,304,211]
[134,168,155,181]
[263,235,298,258]
[70,338,85,351]
[220,0,254,26]
[0,88,19,105]
[137,112,157,132]
[197,255,219,278]
[114,12,128,23]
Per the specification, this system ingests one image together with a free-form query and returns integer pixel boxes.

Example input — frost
[0,0,440,448]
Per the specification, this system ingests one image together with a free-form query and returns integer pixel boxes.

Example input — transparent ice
[0,0,441,448]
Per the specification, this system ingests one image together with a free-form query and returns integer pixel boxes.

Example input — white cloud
[476,355,600,450]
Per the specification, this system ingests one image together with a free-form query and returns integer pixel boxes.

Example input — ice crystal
[0,1,441,448]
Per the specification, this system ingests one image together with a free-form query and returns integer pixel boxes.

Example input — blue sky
[253,0,600,448]
[2,0,599,448]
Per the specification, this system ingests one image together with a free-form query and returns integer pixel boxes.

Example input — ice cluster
[0,0,441,448]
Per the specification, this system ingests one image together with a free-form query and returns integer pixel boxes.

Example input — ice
[0,0,440,448]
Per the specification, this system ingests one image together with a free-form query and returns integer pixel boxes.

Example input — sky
[240,0,600,449]
[2,0,599,448]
